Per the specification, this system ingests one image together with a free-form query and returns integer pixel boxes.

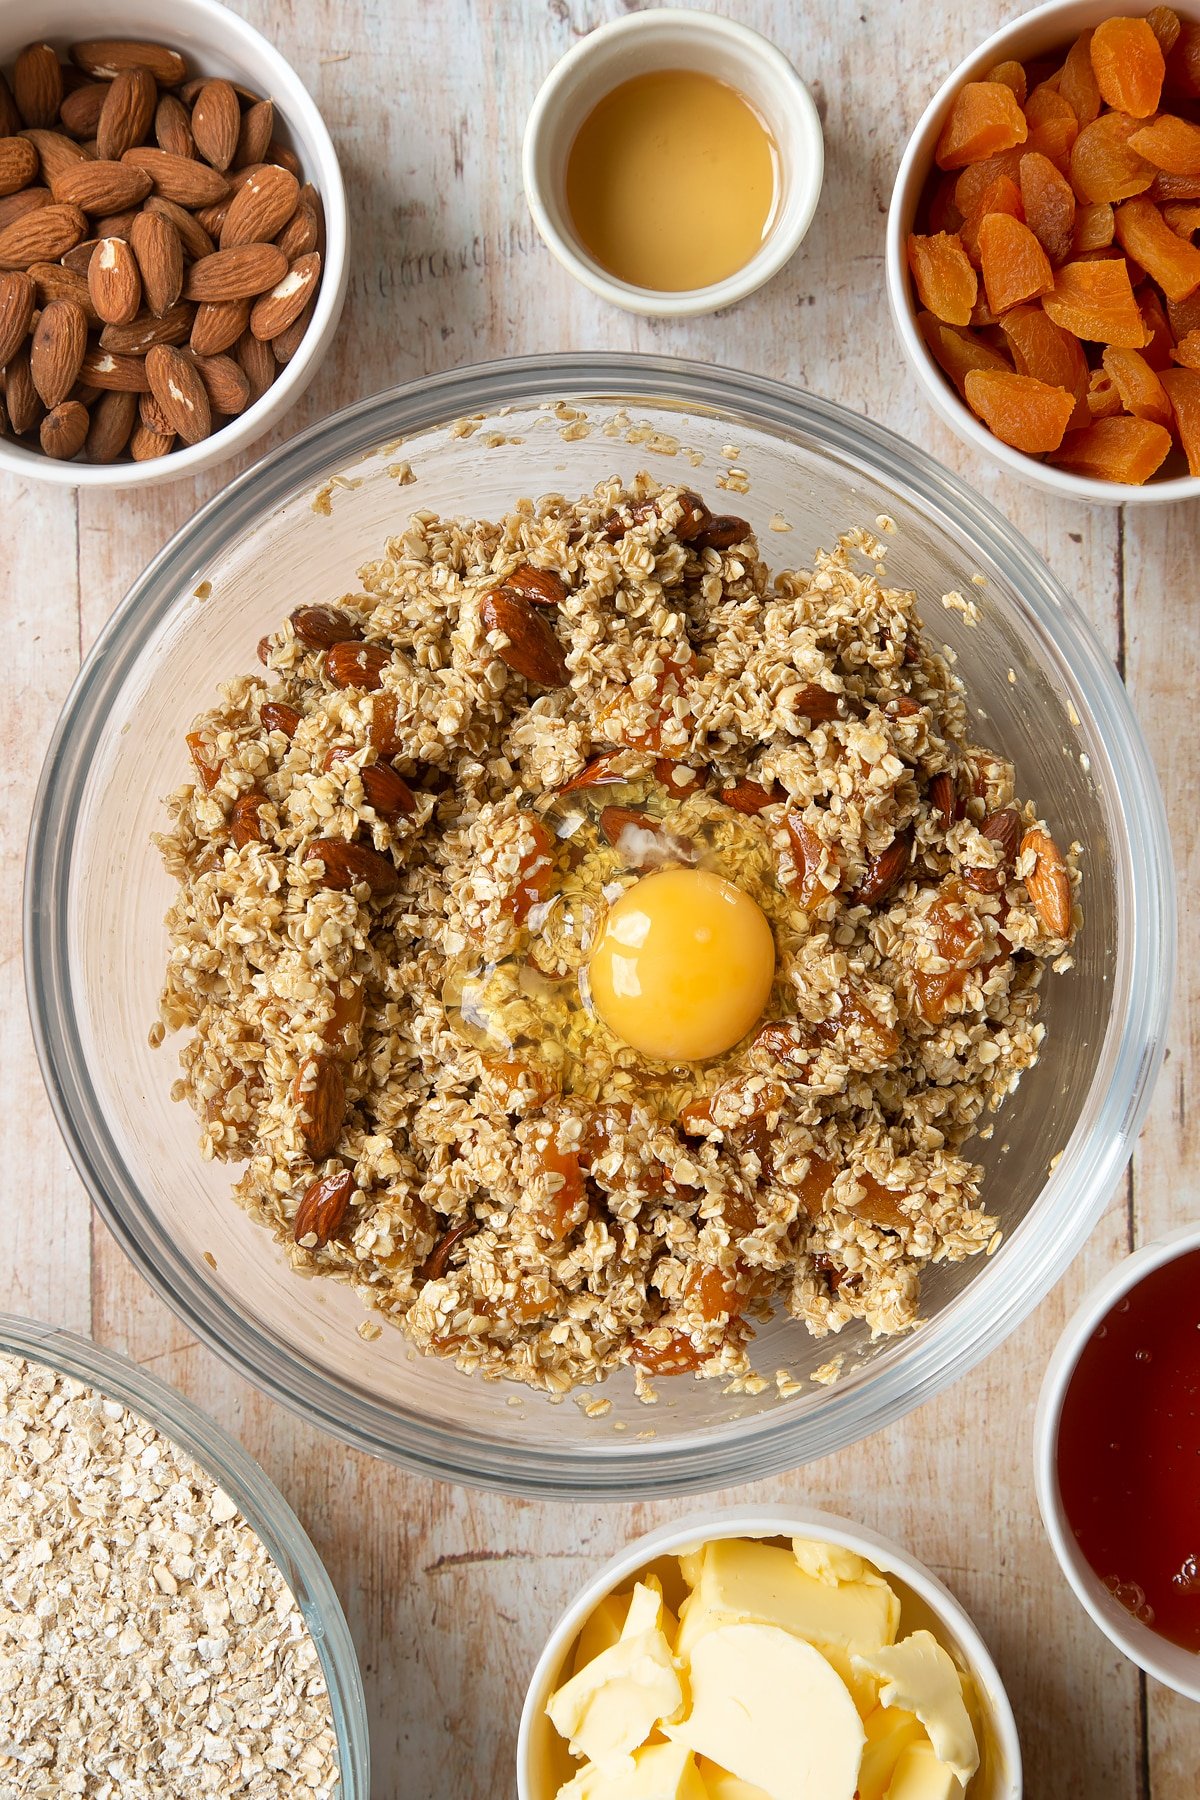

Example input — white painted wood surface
[2,1,1198,1793]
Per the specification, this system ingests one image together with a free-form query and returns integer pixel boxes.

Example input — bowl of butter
[517,1506,1021,1800]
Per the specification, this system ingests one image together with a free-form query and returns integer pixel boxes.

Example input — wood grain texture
[2,1,1198,1795]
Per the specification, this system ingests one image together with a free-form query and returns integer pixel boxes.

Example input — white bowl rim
[515,1502,1023,1799]
[0,0,349,489]
[1034,1221,1200,1699]
[521,7,824,319]
[885,0,1200,506]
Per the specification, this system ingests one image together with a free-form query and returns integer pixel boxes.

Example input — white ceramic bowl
[516,1504,1023,1799]
[522,9,823,318]
[1034,1223,1200,1701]
[0,0,348,488]
[885,0,1200,506]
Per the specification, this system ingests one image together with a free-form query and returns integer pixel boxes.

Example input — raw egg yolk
[588,867,776,1062]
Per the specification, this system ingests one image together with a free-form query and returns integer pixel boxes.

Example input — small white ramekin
[885,0,1200,506]
[516,1504,1022,1800]
[522,10,823,318]
[0,0,348,489]
[1035,1223,1200,1702]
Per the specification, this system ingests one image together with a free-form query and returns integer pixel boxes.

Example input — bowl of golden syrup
[1036,1225,1200,1700]
[522,9,823,317]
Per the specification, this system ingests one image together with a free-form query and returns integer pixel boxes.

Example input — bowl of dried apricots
[887,0,1200,500]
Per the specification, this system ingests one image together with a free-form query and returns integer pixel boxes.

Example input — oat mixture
[0,1354,339,1798]
[156,478,1079,1393]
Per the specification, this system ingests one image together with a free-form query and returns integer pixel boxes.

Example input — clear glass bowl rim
[23,352,1176,1498]
[0,1312,370,1794]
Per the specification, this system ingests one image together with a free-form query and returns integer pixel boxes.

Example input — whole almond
[479,589,570,687]
[3,341,40,433]
[1022,827,1072,938]
[99,300,192,354]
[51,159,153,214]
[138,389,173,433]
[145,341,210,442]
[270,296,315,365]
[290,1054,345,1159]
[234,99,273,169]
[59,81,109,139]
[154,93,194,160]
[85,386,138,459]
[129,209,182,316]
[19,129,90,184]
[717,779,783,815]
[80,346,150,391]
[96,65,156,161]
[929,771,959,824]
[190,350,249,415]
[0,203,86,268]
[274,202,317,260]
[39,397,88,458]
[303,837,400,897]
[93,207,140,239]
[0,188,52,232]
[854,832,912,906]
[235,327,275,403]
[0,135,38,196]
[87,235,141,325]
[265,139,301,180]
[191,79,239,172]
[27,260,98,324]
[183,241,286,302]
[0,269,34,366]
[144,194,212,261]
[30,296,88,406]
[695,513,752,551]
[71,40,187,88]
[501,564,567,607]
[249,251,320,340]
[230,788,268,846]
[0,74,19,138]
[325,641,391,690]
[121,147,227,207]
[221,164,299,248]
[193,200,228,237]
[129,418,174,459]
[291,604,364,649]
[13,44,62,129]
[293,1168,353,1249]
[324,747,416,821]
[190,296,248,355]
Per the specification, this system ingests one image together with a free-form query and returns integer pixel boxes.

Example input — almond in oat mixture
[155,479,1079,1394]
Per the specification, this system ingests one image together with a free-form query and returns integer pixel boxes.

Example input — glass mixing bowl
[25,354,1174,1499]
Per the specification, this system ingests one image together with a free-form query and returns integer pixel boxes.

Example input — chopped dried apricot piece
[955,148,1026,215]
[907,231,977,325]
[1000,305,1089,424]
[979,212,1054,311]
[1171,327,1200,367]
[1043,257,1149,345]
[1073,200,1116,251]
[1140,285,1176,366]
[935,81,1028,170]
[1167,288,1200,338]
[918,311,1012,394]
[1147,6,1182,56]
[1020,151,1077,262]
[186,731,223,790]
[1129,113,1200,174]
[1024,84,1080,165]
[1090,17,1165,116]
[1053,413,1173,480]
[963,369,1077,453]
[1163,202,1200,236]
[1087,368,1125,418]
[1160,366,1200,468]
[1114,196,1200,300]
[1102,345,1174,424]
[1060,31,1103,127]
[987,60,1028,104]
[959,174,1023,265]
[1070,113,1156,203]
[1150,169,1200,201]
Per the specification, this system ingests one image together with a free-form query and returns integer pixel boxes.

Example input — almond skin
[154,92,194,159]
[235,327,275,403]
[80,346,150,392]
[324,641,390,691]
[323,746,416,820]
[129,209,182,316]
[854,832,913,906]
[0,269,34,366]
[0,134,38,196]
[1022,827,1072,937]
[274,203,317,260]
[230,789,268,847]
[790,682,840,725]
[70,40,188,88]
[234,99,273,169]
[190,350,249,415]
[189,296,248,355]
[96,65,156,161]
[30,296,88,407]
[128,418,173,460]
[249,250,319,339]
[145,342,210,443]
[191,79,240,171]
[51,159,154,214]
[144,193,212,260]
[221,163,299,248]
[270,297,315,365]
[0,187,52,232]
[718,779,783,815]
[259,700,300,738]
[0,73,20,138]
[182,241,287,303]
[18,128,89,184]
[498,563,567,607]
[59,81,109,140]
[695,513,752,551]
[98,301,193,355]
[13,44,62,129]
[87,235,141,325]
[27,259,98,325]
[290,604,364,649]
[3,341,39,433]
[479,588,570,687]
[294,1168,353,1248]
[121,146,228,207]
[39,397,89,459]
[303,838,400,897]
[0,203,86,269]
[85,386,138,461]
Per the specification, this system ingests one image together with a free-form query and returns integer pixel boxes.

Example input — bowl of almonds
[0,0,347,484]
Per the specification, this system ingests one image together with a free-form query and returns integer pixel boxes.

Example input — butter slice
[666,1622,864,1800]
[556,1741,708,1800]
[695,1758,774,1799]
[575,1593,630,1675]
[548,1581,683,1771]
[886,1741,966,1800]
[676,1538,899,1662]
[792,1539,878,1588]
[852,1633,979,1786]
[857,1707,927,1800]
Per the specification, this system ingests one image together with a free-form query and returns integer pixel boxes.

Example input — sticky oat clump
[156,477,1079,1393]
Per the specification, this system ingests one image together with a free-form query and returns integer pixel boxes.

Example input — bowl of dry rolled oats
[25,354,1173,1498]
[0,1313,368,1797]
